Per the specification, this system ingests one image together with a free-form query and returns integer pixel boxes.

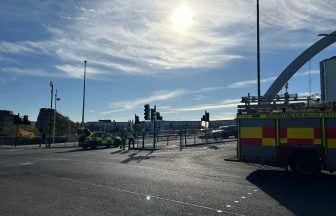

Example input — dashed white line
[20,162,35,166]
[41,174,245,216]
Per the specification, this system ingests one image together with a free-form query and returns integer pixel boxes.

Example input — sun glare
[171,4,193,32]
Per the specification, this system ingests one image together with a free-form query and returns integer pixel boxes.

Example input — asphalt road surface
[0,141,335,216]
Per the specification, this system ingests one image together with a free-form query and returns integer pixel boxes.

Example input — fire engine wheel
[290,152,321,176]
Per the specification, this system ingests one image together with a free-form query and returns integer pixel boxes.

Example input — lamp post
[82,60,87,126]
[53,89,60,144]
[256,0,261,103]
[49,81,54,147]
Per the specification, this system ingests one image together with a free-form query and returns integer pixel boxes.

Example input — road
[0,141,335,216]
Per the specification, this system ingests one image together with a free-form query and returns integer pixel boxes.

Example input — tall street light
[257,0,261,102]
[53,89,60,144]
[49,81,54,147]
[82,60,87,126]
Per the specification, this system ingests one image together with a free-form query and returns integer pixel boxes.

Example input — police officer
[120,130,126,150]
[126,129,135,149]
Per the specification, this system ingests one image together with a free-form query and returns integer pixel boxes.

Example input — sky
[0,0,335,122]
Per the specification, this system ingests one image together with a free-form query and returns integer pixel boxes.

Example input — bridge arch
[263,31,336,99]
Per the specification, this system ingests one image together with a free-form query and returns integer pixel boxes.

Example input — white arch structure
[263,31,336,99]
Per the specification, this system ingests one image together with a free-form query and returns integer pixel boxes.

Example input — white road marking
[41,174,245,216]
[241,196,246,199]
[20,162,35,166]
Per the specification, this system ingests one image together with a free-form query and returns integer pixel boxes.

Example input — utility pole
[49,81,54,147]
[82,60,87,126]
[53,89,60,144]
[257,0,261,103]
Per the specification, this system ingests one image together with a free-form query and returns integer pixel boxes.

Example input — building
[84,119,236,132]
[0,110,15,136]
[36,108,54,133]
[320,56,336,103]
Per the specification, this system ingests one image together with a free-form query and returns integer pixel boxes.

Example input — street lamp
[82,60,87,126]
[49,81,54,147]
[53,89,60,144]
[256,0,261,103]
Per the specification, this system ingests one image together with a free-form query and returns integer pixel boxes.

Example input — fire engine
[236,31,336,175]
[237,95,336,175]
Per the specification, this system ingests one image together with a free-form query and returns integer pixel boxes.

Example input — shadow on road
[208,145,220,150]
[55,146,117,154]
[120,151,155,164]
[246,170,336,216]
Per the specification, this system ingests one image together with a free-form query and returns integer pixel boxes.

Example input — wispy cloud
[1,0,334,79]
[100,89,185,115]
[211,113,236,120]
[163,99,240,113]
[227,76,278,89]
[227,69,320,89]
[0,67,68,78]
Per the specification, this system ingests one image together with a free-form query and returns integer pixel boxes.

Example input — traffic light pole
[153,105,156,150]
[82,60,87,126]
[257,0,261,103]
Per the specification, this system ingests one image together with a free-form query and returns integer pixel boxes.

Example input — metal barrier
[129,129,235,150]
[0,135,78,148]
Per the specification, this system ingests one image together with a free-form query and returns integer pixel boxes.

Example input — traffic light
[144,104,150,120]
[13,115,20,124]
[150,108,156,121]
[13,114,30,125]
[156,112,163,121]
[205,112,210,122]
[135,114,140,124]
[22,115,30,125]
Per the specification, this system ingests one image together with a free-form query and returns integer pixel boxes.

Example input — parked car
[211,125,237,138]
[77,128,122,149]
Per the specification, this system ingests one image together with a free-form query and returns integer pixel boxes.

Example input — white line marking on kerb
[41,174,245,216]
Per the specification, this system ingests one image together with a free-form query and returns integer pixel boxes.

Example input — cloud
[100,89,185,115]
[227,76,278,88]
[211,113,236,120]
[227,69,320,89]
[55,64,106,79]
[0,67,67,78]
[2,0,334,79]
[163,99,241,113]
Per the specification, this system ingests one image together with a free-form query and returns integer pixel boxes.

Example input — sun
[171,4,193,32]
